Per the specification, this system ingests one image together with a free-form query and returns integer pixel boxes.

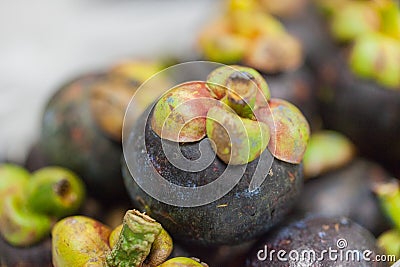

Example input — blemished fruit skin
[295,159,391,236]
[39,74,126,202]
[122,109,303,246]
[245,216,386,267]
[0,236,52,267]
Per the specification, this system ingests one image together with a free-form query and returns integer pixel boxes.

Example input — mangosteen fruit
[39,60,170,202]
[123,65,310,245]
[313,1,400,170]
[39,73,131,202]
[245,215,386,266]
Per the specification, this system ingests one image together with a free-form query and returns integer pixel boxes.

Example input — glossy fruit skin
[245,216,385,267]
[122,109,303,246]
[295,159,391,236]
[317,50,400,171]
[39,74,126,202]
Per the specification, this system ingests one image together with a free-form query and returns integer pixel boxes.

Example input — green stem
[106,210,163,267]
[224,71,257,119]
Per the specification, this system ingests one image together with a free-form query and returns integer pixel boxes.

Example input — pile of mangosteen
[1,0,400,266]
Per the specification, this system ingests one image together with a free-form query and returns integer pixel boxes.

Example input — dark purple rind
[317,50,400,172]
[122,109,303,246]
[245,216,386,267]
[39,74,128,203]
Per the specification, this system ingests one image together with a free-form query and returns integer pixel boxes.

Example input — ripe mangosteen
[245,215,386,266]
[123,65,310,245]
[39,60,167,202]
[312,1,400,171]
[39,73,127,202]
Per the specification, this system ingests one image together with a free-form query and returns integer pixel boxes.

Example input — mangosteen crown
[150,65,310,165]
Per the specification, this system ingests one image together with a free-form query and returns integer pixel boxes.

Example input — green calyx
[373,179,400,229]
[330,1,380,42]
[0,164,85,247]
[158,257,208,267]
[151,81,214,142]
[53,210,174,267]
[106,210,171,267]
[255,98,310,164]
[206,65,270,104]
[198,2,304,73]
[206,106,270,165]
[377,229,400,262]
[321,0,400,88]
[303,131,355,178]
[350,32,400,89]
[26,167,85,218]
[146,229,174,266]
[151,65,310,165]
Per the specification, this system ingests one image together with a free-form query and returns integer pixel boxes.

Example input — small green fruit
[26,167,85,218]
[303,131,355,178]
[52,216,111,267]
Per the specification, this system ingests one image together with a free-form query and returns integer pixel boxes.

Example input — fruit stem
[224,71,257,119]
[106,210,163,267]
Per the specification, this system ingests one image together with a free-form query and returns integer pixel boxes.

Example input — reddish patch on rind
[151,82,215,142]
[255,98,310,164]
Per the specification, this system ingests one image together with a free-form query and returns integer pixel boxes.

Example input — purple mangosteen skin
[317,51,400,171]
[245,216,386,267]
[122,108,303,246]
[40,74,126,202]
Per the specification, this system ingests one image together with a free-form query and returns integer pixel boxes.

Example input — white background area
[0,0,218,162]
